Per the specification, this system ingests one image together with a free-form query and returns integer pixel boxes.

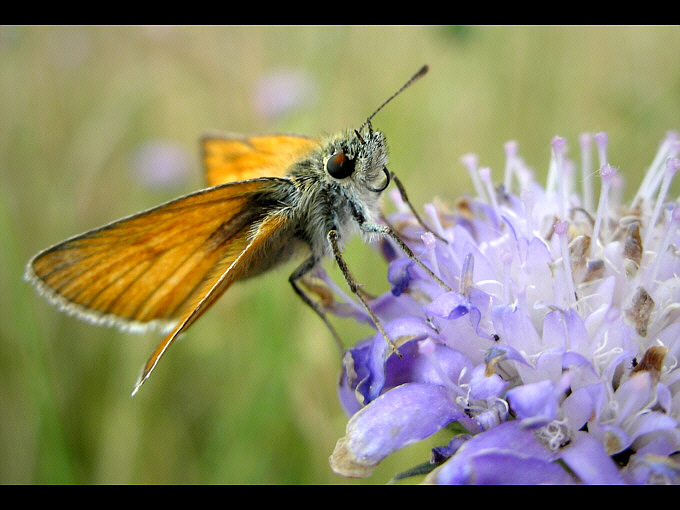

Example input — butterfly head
[323,126,390,195]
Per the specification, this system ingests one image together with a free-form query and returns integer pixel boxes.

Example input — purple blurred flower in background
[130,140,193,189]
[252,69,319,120]
[327,131,680,484]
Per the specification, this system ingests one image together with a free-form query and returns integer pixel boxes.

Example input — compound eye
[326,151,355,179]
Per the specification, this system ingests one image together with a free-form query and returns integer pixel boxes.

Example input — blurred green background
[1,26,679,484]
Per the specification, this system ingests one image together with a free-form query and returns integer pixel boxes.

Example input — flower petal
[329,383,463,478]
[469,364,507,399]
[387,258,414,296]
[425,291,470,320]
[506,380,557,428]
[425,421,572,484]
[559,431,625,484]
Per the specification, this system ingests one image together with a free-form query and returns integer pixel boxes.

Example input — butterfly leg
[347,195,451,292]
[327,229,402,357]
[359,221,452,293]
[390,172,448,244]
[289,255,345,355]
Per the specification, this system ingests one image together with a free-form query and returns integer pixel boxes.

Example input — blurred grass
[1,25,679,484]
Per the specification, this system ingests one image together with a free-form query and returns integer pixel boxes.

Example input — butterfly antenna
[358,64,429,133]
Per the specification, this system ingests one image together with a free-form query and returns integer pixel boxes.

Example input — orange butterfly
[25,65,450,395]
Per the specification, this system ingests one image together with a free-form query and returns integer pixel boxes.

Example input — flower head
[328,131,680,484]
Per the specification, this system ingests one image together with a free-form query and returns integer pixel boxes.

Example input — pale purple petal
[623,453,680,484]
[329,383,463,478]
[426,421,572,484]
[628,412,678,444]
[561,383,605,431]
[506,380,557,428]
[588,422,631,455]
[425,291,470,320]
[384,339,472,389]
[560,431,626,484]
[486,344,532,367]
[468,364,507,399]
[613,373,654,426]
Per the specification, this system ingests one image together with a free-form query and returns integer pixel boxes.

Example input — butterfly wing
[131,208,292,394]
[26,178,297,391]
[202,133,320,186]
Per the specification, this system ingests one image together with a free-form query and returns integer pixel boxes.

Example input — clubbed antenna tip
[359,65,429,132]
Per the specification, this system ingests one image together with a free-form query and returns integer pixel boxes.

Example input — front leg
[358,221,452,293]
[327,229,401,356]
[348,188,451,292]
[390,172,447,244]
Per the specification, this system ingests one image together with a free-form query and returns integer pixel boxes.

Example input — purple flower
[328,131,680,484]
[130,140,193,189]
[252,69,319,120]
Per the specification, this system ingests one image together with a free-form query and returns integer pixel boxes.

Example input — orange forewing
[202,134,319,187]
[132,210,291,393]
[28,179,286,333]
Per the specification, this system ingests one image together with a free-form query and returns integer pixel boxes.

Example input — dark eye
[326,151,355,179]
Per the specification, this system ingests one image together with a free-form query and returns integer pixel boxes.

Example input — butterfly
[25,65,450,395]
